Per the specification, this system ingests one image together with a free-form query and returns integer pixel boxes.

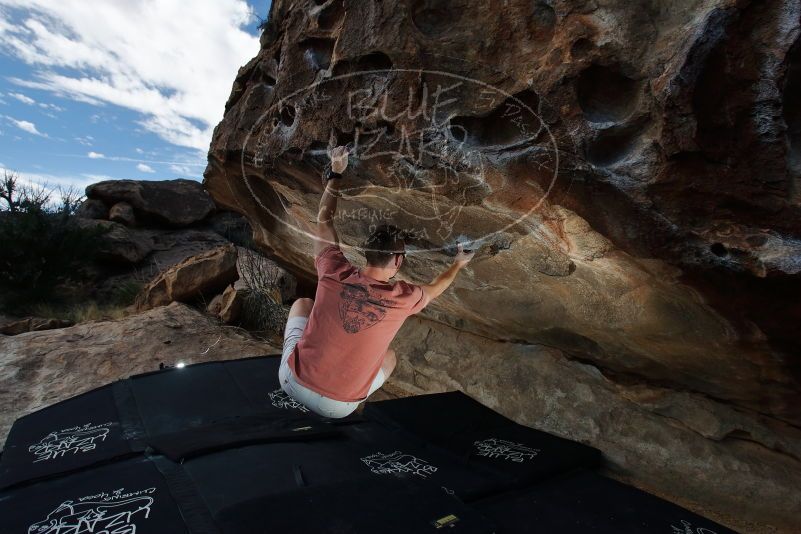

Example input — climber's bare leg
[380,347,396,379]
[280,298,315,386]
[288,297,314,319]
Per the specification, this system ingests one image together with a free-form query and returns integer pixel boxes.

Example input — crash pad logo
[473,438,540,462]
[361,450,438,479]
[338,283,394,333]
[268,389,309,412]
[240,58,560,255]
[28,487,156,534]
[671,519,719,534]
[28,422,114,463]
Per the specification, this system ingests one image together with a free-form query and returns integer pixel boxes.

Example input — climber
[277,145,475,418]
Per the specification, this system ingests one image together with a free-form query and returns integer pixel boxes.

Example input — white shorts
[278,316,386,418]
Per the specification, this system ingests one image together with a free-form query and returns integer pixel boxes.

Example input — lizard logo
[29,423,113,463]
[28,494,154,534]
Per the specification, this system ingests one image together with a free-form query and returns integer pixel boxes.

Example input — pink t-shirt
[288,244,430,402]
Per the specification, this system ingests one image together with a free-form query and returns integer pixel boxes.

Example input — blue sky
[0,0,271,192]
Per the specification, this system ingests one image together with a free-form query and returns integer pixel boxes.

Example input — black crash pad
[147,414,342,462]
[184,423,506,516]
[475,470,737,534]
[129,361,264,437]
[341,421,510,500]
[185,439,376,516]
[0,456,208,534]
[129,356,360,441]
[364,391,601,485]
[216,476,496,534]
[0,361,734,534]
[0,383,143,490]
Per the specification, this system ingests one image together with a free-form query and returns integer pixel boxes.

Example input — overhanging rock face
[203,1,801,530]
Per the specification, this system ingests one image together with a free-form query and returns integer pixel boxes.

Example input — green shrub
[109,279,144,307]
[0,170,105,311]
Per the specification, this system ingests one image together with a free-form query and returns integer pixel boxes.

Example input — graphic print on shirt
[473,438,540,462]
[28,488,156,534]
[360,450,438,478]
[268,388,310,412]
[28,422,114,463]
[338,283,395,333]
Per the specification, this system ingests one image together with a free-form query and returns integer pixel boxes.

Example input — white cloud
[38,101,64,111]
[68,151,204,168]
[9,91,35,105]
[5,115,46,136]
[0,1,260,151]
[0,166,99,193]
[136,163,155,173]
[169,164,193,176]
[135,147,144,154]
[74,135,93,146]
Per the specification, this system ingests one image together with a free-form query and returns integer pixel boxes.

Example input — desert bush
[109,279,145,307]
[30,301,130,323]
[0,170,105,311]
[238,247,289,339]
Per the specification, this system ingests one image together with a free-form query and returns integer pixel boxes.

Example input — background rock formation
[135,244,239,311]
[86,179,215,227]
[203,1,801,531]
[74,179,253,304]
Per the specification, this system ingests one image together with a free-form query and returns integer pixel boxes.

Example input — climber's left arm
[314,146,348,256]
[315,180,340,255]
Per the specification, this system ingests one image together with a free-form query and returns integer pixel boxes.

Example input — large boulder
[108,201,136,226]
[145,229,232,273]
[74,198,107,220]
[208,282,247,324]
[0,302,278,444]
[135,244,239,310]
[74,219,153,264]
[203,1,801,531]
[86,179,215,227]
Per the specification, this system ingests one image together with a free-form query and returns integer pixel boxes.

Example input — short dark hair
[363,224,405,267]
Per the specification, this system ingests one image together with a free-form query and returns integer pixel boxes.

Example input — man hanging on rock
[278,145,475,418]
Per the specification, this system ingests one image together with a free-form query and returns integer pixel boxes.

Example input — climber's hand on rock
[329,145,349,174]
[454,243,475,265]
